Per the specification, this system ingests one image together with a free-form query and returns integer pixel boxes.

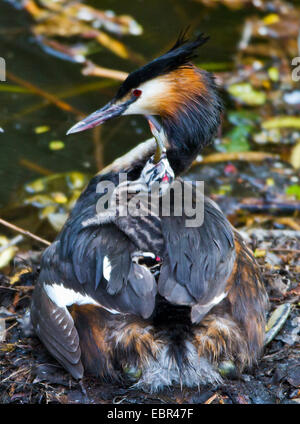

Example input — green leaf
[227,110,260,127]
[228,83,266,106]
[49,140,65,150]
[35,125,50,134]
[219,125,251,152]
[286,184,300,200]
[262,116,300,130]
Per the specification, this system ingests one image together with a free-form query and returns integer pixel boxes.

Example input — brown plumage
[137,66,208,117]
[64,231,267,387]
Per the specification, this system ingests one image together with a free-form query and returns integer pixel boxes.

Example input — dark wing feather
[159,192,236,323]
[127,263,157,318]
[30,281,83,379]
[94,246,103,290]
[74,224,157,319]
[36,174,157,319]
[158,257,195,305]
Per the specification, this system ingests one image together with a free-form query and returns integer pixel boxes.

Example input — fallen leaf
[286,185,300,200]
[228,83,266,106]
[262,116,300,130]
[0,319,6,342]
[254,249,266,257]
[34,125,50,134]
[290,142,300,169]
[49,140,65,150]
[0,236,18,269]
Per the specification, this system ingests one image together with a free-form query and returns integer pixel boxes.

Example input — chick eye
[132,89,142,97]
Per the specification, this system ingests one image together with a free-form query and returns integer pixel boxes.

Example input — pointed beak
[67,100,129,135]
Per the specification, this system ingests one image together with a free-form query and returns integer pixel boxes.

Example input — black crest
[115,31,209,100]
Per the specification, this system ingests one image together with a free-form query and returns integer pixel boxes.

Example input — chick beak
[67,99,132,135]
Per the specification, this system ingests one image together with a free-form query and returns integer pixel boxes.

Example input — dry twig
[0,218,51,247]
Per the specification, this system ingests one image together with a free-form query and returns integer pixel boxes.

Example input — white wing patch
[44,283,121,314]
[44,283,100,308]
[191,291,228,324]
[103,256,112,281]
[205,291,228,309]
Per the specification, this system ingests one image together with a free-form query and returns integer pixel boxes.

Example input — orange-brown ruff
[131,67,208,118]
[31,33,268,391]
[160,68,208,118]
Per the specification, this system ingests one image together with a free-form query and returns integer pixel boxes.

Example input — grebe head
[67,31,222,173]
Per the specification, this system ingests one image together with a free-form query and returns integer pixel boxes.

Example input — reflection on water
[0,0,251,207]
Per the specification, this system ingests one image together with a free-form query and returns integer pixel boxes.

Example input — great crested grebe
[31,33,268,391]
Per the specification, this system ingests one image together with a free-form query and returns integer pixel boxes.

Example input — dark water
[0,0,253,207]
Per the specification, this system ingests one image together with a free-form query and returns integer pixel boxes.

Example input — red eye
[132,89,142,97]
